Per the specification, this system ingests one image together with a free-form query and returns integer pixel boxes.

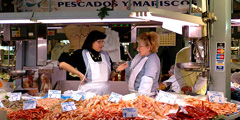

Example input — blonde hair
[137,32,160,53]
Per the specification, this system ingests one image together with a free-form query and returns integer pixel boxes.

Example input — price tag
[9,92,22,101]
[207,91,225,103]
[61,101,76,112]
[71,92,84,101]
[155,90,177,105]
[23,100,37,110]
[122,93,137,101]
[108,92,122,103]
[48,90,61,98]
[122,108,138,118]
[0,100,4,108]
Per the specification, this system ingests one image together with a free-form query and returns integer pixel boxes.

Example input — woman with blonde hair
[40,74,51,94]
[120,32,160,96]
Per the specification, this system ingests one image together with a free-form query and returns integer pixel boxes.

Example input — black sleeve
[58,52,70,63]
[58,49,86,80]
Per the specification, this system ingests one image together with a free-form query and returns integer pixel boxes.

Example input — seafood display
[184,97,239,115]
[167,105,217,120]
[0,93,239,120]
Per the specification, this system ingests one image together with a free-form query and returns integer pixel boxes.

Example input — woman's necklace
[89,51,101,60]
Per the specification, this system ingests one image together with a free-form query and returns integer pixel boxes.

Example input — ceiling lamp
[32,11,147,23]
[130,7,205,34]
[0,12,35,24]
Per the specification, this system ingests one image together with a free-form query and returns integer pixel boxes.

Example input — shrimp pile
[7,106,49,120]
[184,97,239,115]
[42,95,178,119]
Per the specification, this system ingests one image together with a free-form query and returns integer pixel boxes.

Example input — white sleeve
[174,65,185,89]
[192,76,207,93]
[138,76,153,96]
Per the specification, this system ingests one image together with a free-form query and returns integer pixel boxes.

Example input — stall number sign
[0,100,4,108]
[9,92,22,101]
[71,92,84,101]
[48,90,61,98]
[155,90,177,105]
[207,91,225,103]
[122,108,138,118]
[61,102,76,112]
[108,92,122,103]
[216,43,225,72]
[23,100,37,110]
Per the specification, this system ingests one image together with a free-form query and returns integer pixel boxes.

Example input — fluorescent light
[162,21,183,34]
[130,7,205,26]
[231,19,240,23]
[47,27,62,29]
[38,18,144,23]
[32,11,146,23]
[0,12,35,24]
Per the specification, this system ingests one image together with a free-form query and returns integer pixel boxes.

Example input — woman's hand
[79,73,88,84]
[116,62,128,73]
[181,86,192,94]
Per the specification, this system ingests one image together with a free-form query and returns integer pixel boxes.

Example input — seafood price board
[207,91,225,103]
[155,90,177,105]
[23,100,37,110]
[61,101,76,112]
[0,100,4,108]
[108,92,122,103]
[122,108,138,118]
[71,92,84,101]
[48,90,61,98]
[9,93,22,101]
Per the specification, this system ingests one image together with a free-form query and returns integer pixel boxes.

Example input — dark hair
[82,30,106,50]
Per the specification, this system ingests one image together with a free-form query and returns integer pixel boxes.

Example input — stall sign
[23,100,37,110]
[17,0,193,13]
[48,90,61,98]
[0,101,4,108]
[207,91,225,103]
[9,92,22,101]
[122,108,138,118]
[108,92,122,103]
[155,90,177,105]
[215,43,225,72]
[61,101,76,112]
[71,92,84,101]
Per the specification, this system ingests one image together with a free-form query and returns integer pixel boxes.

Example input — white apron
[78,51,110,95]
[128,54,148,92]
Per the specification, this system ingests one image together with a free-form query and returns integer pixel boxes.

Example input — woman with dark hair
[58,31,127,95]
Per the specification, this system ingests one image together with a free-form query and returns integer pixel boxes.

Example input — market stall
[0,0,236,119]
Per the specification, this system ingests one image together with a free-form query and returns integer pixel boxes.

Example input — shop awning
[31,11,147,24]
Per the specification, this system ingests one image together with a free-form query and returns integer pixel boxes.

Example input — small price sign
[108,92,122,103]
[155,90,177,105]
[122,108,138,118]
[122,93,137,101]
[61,101,76,112]
[9,92,22,101]
[0,100,4,108]
[48,90,61,98]
[207,91,225,103]
[23,100,37,110]
[71,92,84,101]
